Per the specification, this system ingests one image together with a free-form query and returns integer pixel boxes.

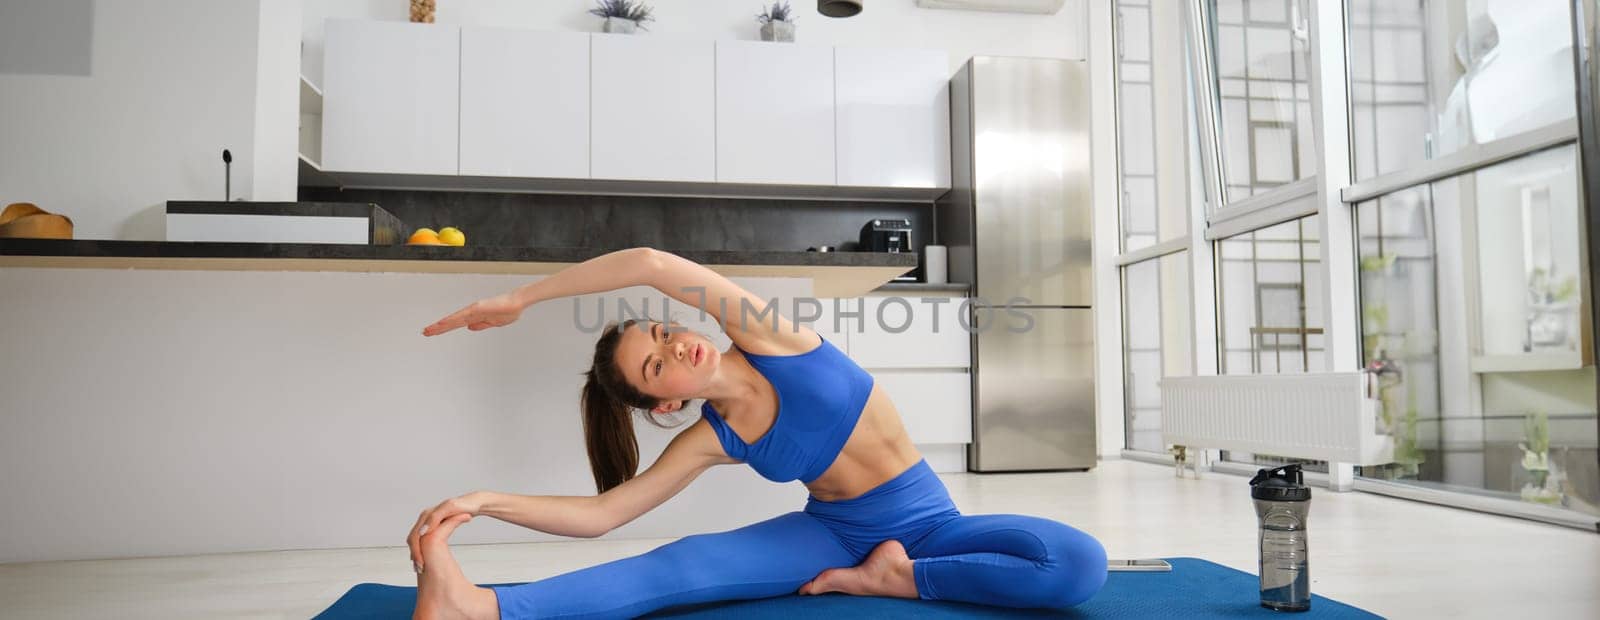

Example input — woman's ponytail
[581,319,677,494]
[581,369,639,494]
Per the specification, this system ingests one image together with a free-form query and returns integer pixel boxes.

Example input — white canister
[923,244,948,284]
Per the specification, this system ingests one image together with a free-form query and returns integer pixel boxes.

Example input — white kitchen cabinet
[715,41,836,186]
[875,371,972,444]
[460,28,589,179]
[835,47,951,189]
[848,295,972,368]
[591,34,715,183]
[321,20,459,175]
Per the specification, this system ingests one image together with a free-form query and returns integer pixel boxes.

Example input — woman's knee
[1039,521,1108,608]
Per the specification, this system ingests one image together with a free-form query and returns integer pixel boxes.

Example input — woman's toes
[800,569,830,594]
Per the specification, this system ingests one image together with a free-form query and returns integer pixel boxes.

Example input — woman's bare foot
[797,539,918,599]
[414,514,500,620]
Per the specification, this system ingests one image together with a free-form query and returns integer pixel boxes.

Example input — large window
[1107,0,1597,523]
[1211,0,1316,202]
[1355,146,1597,515]
[1114,0,1198,455]
[1201,0,1327,380]
[1347,0,1578,181]
[1118,0,1193,251]
[1123,253,1193,453]
[1356,186,1441,480]
[1345,0,1597,519]
[1201,0,1328,470]
[1465,146,1585,365]
[1217,214,1324,374]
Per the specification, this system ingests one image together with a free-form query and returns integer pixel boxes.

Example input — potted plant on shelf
[1518,411,1564,505]
[758,1,796,42]
[1525,265,1579,352]
[590,0,654,34]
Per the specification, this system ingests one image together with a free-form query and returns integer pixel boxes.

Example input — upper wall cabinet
[460,28,590,179]
[590,34,716,183]
[315,24,951,196]
[835,47,951,189]
[321,20,459,175]
[715,41,836,186]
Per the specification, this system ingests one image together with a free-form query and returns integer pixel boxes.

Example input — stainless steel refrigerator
[936,56,1096,472]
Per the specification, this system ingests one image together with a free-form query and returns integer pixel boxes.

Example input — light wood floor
[2,460,1596,619]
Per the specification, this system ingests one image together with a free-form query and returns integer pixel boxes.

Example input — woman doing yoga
[405,247,1107,619]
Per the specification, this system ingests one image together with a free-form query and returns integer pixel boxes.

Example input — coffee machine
[859,218,911,253]
[859,218,918,281]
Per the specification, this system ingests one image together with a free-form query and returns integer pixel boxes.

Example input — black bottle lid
[1250,464,1311,501]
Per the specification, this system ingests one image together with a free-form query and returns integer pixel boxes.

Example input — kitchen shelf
[0,239,917,298]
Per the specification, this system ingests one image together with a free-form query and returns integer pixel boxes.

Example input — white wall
[300,0,1087,87]
[0,0,291,241]
[0,269,815,563]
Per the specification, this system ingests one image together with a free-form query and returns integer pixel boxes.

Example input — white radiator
[1160,373,1395,468]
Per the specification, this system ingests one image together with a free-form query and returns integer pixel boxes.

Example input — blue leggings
[488,460,1107,619]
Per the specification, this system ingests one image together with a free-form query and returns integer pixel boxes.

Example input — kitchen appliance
[859,218,918,281]
[937,56,1095,472]
[858,218,912,253]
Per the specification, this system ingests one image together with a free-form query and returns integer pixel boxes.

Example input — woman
[405,247,1107,619]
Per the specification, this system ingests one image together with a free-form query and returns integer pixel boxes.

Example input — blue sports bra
[699,335,875,484]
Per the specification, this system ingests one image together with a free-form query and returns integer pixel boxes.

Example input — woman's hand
[408,492,487,573]
[422,292,525,336]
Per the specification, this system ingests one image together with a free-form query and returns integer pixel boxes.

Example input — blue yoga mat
[314,557,1382,619]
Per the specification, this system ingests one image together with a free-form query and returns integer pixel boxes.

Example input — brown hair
[582,319,683,493]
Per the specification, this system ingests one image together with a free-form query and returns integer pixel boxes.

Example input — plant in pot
[1518,411,1564,505]
[758,1,797,42]
[1359,251,1426,479]
[591,0,654,34]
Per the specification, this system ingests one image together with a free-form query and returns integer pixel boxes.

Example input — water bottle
[1250,464,1311,612]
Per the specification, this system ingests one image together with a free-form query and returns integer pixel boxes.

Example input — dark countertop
[0,238,913,266]
[0,239,919,297]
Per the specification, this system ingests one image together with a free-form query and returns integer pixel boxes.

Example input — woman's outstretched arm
[422,247,659,336]
[409,420,729,569]
[422,247,816,354]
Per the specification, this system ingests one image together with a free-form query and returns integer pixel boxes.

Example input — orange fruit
[407,228,443,245]
[438,227,465,246]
